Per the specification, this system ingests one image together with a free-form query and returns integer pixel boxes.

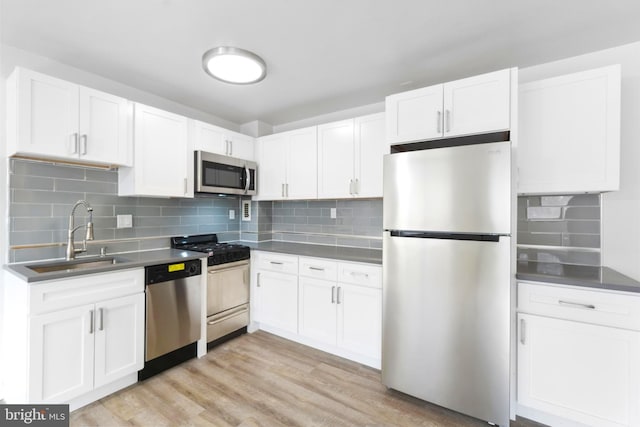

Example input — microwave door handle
[244,165,251,194]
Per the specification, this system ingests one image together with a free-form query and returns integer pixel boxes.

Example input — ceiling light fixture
[202,46,267,85]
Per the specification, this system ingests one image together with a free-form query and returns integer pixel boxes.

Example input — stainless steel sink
[26,257,129,274]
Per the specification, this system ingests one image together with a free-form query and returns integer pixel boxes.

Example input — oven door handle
[207,305,249,325]
[207,263,250,275]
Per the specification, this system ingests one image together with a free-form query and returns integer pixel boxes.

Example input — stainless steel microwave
[195,151,257,196]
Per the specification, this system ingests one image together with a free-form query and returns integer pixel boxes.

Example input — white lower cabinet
[254,270,298,334]
[251,251,381,368]
[2,268,145,408]
[517,281,640,427]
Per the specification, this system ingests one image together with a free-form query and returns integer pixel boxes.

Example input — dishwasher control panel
[145,259,202,284]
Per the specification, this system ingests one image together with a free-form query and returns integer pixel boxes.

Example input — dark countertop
[4,249,206,283]
[516,261,640,293]
[241,241,383,265]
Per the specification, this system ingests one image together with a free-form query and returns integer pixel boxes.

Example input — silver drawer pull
[309,266,325,271]
[558,300,596,310]
[207,306,248,325]
[270,261,284,265]
[349,271,369,278]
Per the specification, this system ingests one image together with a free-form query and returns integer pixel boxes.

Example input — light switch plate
[229,209,235,220]
[330,208,337,219]
[117,214,133,228]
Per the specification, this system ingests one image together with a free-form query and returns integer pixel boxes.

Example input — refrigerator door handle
[389,230,502,242]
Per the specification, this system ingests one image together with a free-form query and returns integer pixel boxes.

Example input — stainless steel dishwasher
[139,258,202,380]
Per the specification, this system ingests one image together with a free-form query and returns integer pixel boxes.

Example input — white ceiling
[3,0,640,126]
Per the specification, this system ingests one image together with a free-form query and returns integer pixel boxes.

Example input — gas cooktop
[171,234,250,266]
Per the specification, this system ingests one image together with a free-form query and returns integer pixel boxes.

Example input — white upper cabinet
[6,67,131,166]
[318,119,356,199]
[518,65,621,194]
[354,113,386,198]
[318,113,385,199]
[255,126,317,200]
[118,103,192,198]
[386,68,512,144]
[192,120,255,161]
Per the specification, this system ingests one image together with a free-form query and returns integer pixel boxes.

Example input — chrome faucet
[66,200,95,260]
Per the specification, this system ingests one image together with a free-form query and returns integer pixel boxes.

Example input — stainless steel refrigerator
[382,140,512,426]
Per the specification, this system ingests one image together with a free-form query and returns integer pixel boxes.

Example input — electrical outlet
[229,209,235,220]
[330,208,337,219]
[117,214,133,228]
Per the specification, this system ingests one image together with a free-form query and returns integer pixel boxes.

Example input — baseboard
[68,373,137,412]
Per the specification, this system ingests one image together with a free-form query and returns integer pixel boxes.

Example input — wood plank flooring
[71,331,545,426]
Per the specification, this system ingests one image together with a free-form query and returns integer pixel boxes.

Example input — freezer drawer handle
[558,300,596,310]
[389,230,501,242]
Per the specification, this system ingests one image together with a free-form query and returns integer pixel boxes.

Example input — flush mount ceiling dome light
[202,46,266,84]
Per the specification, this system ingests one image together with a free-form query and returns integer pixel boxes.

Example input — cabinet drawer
[30,268,144,315]
[338,262,382,289]
[299,257,337,281]
[518,281,640,330]
[255,252,298,275]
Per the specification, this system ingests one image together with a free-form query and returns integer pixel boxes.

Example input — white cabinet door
[518,65,621,194]
[256,126,317,200]
[518,313,640,427]
[192,120,227,155]
[255,271,298,333]
[94,293,144,388]
[256,134,287,200]
[228,131,255,161]
[354,113,385,198]
[78,87,130,166]
[298,277,337,345]
[386,84,443,144]
[14,68,80,159]
[286,126,317,199]
[29,304,94,403]
[317,119,355,199]
[443,68,511,137]
[120,103,190,197]
[336,284,382,360]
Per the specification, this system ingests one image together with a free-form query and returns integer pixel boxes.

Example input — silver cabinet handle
[257,272,261,287]
[229,140,233,156]
[520,318,525,344]
[71,133,79,154]
[281,183,285,198]
[337,287,342,304]
[558,300,596,310]
[184,178,188,195]
[225,140,229,155]
[445,110,451,133]
[354,179,359,195]
[350,271,369,278]
[99,308,104,331]
[437,111,442,133]
[89,309,94,334]
[309,266,325,271]
[349,179,354,195]
[331,286,336,303]
[81,134,88,155]
[285,183,289,198]
[270,261,284,265]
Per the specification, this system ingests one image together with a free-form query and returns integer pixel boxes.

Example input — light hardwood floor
[71,331,545,426]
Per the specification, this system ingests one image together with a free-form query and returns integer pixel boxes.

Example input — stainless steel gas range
[171,234,250,347]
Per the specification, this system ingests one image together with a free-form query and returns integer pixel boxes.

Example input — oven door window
[202,161,244,190]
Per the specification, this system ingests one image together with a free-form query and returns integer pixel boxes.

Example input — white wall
[520,41,640,281]
[273,101,384,133]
